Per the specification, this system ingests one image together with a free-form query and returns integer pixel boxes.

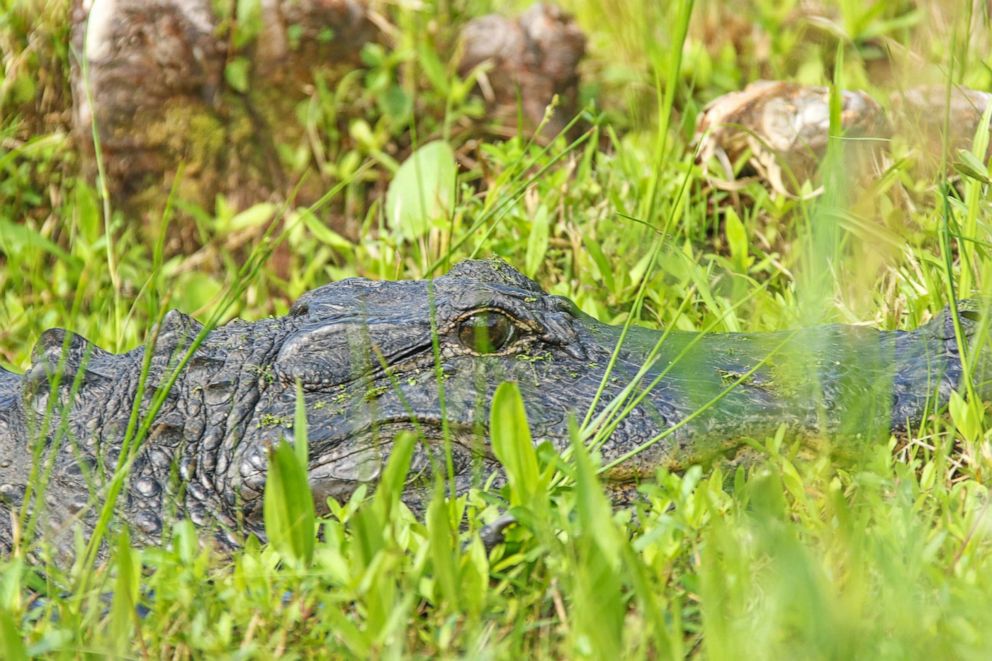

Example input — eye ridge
[456,309,523,354]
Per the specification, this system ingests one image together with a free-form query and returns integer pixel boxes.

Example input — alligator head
[226,259,680,527]
[0,259,987,554]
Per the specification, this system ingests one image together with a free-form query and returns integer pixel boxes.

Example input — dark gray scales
[0,259,987,558]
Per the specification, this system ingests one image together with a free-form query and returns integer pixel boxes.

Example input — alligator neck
[600,310,977,471]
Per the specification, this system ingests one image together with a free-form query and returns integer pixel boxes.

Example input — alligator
[0,259,988,556]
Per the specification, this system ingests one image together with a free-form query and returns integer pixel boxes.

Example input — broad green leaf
[74,183,102,245]
[379,85,412,124]
[385,140,456,240]
[298,208,354,251]
[352,432,416,567]
[172,519,198,564]
[949,390,982,443]
[234,0,264,48]
[417,41,450,95]
[582,234,616,294]
[351,505,386,569]
[0,219,79,266]
[569,422,624,658]
[0,560,21,611]
[955,149,991,185]
[371,431,416,518]
[459,535,489,617]
[971,90,992,160]
[321,605,372,657]
[224,56,251,94]
[570,422,621,568]
[725,207,750,271]
[427,489,459,609]
[264,439,316,566]
[228,202,276,232]
[490,381,540,507]
[173,271,223,314]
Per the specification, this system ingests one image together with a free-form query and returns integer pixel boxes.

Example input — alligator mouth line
[304,418,499,513]
[305,416,493,471]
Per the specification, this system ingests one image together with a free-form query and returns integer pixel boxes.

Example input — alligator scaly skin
[0,260,987,557]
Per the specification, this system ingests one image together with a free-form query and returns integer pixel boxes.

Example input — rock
[695,81,889,196]
[892,85,992,164]
[458,3,586,139]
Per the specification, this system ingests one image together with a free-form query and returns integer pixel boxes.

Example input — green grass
[2,0,992,656]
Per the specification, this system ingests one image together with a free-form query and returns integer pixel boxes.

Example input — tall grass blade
[263,440,316,567]
[568,420,623,658]
[0,609,27,661]
[109,528,139,654]
[490,381,541,508]
[370,431,416,519]
[427,487,459,610]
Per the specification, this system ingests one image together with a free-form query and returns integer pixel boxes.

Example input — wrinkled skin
[0,260,988,555]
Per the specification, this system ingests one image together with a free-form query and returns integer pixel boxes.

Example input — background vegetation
[1,0,992,657]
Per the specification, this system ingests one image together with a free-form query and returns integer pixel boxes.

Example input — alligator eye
[457,311,517,354]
